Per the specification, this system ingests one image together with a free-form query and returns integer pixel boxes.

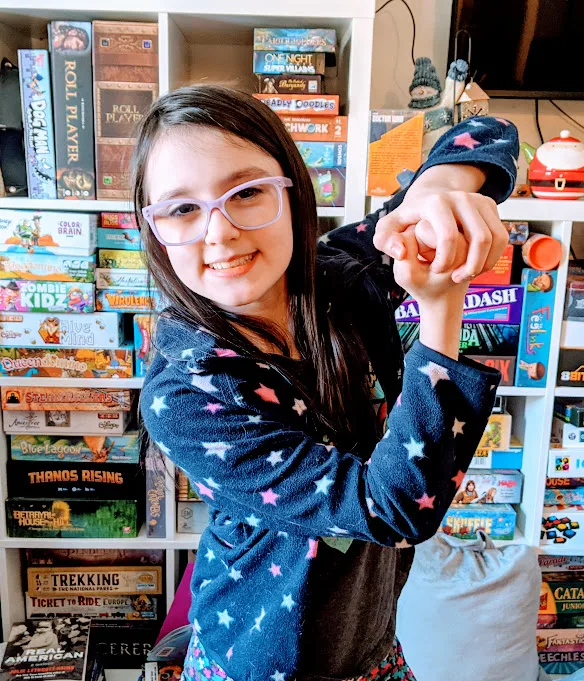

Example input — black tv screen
[449,0,584,99]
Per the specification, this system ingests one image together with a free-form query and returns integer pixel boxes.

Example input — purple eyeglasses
[142,176,293,247]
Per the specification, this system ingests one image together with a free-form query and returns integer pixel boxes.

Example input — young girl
[137,86,518,681]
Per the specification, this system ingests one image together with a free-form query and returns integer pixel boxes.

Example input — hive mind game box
[537,629,584,675]
[0,280,95,313]
[6,498,141,538]
[0,253,96,282]
[10,432,140,463]
[27,566,162,596]
[0,311,123,348]
[2,386,133,411]
[0,345,133,380]
[453,469,523,504]
[0,209,96,255]
[440,503,516,540]
[96,289,162,313]
[254,93,339,116]
[278,115,348,142]
[542,506,584,545]
[96,268,148,289]
[3,409,129,435]
[26,592,159,621]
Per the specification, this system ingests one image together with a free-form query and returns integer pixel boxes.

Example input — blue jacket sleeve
[141,341,500,547]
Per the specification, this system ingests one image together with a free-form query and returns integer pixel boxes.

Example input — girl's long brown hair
[133,85,375,451]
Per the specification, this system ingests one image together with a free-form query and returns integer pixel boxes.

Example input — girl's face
[145,127,294,316]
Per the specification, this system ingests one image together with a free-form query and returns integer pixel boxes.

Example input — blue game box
[295,142,346,168]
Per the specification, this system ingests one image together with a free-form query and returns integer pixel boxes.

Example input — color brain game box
[2,386,133,411]
[10,432,140,462]
[0,280,95,313]
[0,252,96,282]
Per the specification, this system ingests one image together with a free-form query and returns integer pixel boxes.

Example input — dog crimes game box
[27,565,162,596]
[0,253,96,282]
[10,432,140,463]
[0,280,94,313]
[26,592,159,621]
[3,409,129,435]
[440,503,516,540]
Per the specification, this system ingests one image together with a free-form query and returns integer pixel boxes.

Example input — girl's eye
[233,186,263,201]
[168,202,199,218]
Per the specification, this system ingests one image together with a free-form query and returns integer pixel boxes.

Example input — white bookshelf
[0,0,376,638]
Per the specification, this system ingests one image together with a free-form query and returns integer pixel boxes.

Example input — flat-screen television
[448,0,584,99]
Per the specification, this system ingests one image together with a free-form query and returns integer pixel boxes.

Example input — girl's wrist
[417,286,468,360]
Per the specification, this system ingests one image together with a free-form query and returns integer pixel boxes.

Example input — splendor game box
[537,629,584,675]
[3,409,129,435]
[0,252,96,282]
[27,565,162,596]
[96,289,162,314]
[10,432,140,463]
[26,592,159,621]
[2,386,133,411]
[542,506,584,545]
[0,280,94,313]
[0,209,96,255]
[0,345,133,379]
[6,497,141,538]
[99,249,146,270]
[0,311,124,348]
[96,268,148,289]
[440,503,516,540]
[453,469,523,504]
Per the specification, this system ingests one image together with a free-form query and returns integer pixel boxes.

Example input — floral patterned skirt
[181,631,416,681]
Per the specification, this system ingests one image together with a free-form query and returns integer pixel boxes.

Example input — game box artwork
[556,399,584,428]
[295,142,347,168]
[100,212,137,228]
[553,417,584,447]
[0,280,94,313]
[254,28,337,53]
[467,355,516,386]
[10,432,140,463]
[547,450,584,479]
[453,469,523,504]
[18,50,57,200]
[134,314,156,377]
[25,548,164,566]
[254,93,339,115]
[539,555,584,572]
[478,412,512,451]
[253,51,326,75]
[471,243,513,286]
[545,487,584,506]
[308,168,345,207]
[470,435,524,469]
[2,386,133,412]
[96,289,162,313]
[279,115,348,142]
[537,628,584,675]
[0,311,124,348]
[558,349,584,388]
[95,268,148,289]
[0,210,96,256]
[26,593,159,621]
[542,506,584,546]
[98,249,146,270]
[440,503,516,540]
[3,408,129,436]
[97,227,142,251]
[6,498,141,538]
[0,345,133,380]
[258,75,322,94]
[27,566,162,596]
[0,253,96,282]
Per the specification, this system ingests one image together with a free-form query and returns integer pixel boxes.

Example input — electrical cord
[534,99,544,144]
[376,0,417,66]
[549,100,584,134]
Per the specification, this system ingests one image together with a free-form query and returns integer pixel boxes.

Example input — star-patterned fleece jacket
[141,116,519,681]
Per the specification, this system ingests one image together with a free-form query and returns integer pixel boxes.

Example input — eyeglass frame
[141,175,294,247]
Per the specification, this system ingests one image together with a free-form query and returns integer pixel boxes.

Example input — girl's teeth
[209,254,254,270]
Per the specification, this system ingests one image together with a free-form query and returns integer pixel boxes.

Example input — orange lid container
[522,234,562,271]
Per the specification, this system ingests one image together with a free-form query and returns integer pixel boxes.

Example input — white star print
[366,497,378,518]
[199,579,212,590]
[150,395,168,417]
[381,253,391,266]
[281,594,296,611]
[234,395,244,406]
[314,475,334,495]
[452,418,465,437]
[257,363,270,369]
[319,233,330,244]
[155,441,171,456]
[292,398,307,415]
[217,609,234,629]
[250,606,266,633]
[204,477,221,490]
[248,415,262,423]
[202,442,232,461]
[205,548,215,562]
[181,348,194,358]
[271,673,286,681]
[267,450,284,466]
[228,567,242,581]
[190,372,217,392]
[418,362,450,388]
[194,619,202,634]
[492,138,509,144]
[511,155,519,169]
[467,119,486,127]
[328,526,349,535]
[404,437,425,460]
[246,514,260,528]
[277,531,289,538]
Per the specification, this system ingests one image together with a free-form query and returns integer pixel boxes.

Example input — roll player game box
[0,253,96,282]
[0,280,94,313]
[3,409,129,435]
[2,386,133,411]
[10,432,140,463]
[440,503,516,540]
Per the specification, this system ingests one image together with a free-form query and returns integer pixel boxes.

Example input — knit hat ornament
[408,57,442,109]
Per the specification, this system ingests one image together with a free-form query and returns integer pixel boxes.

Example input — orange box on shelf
[471,244,514,286]
[254,93,339,116]
[278,115,347,142]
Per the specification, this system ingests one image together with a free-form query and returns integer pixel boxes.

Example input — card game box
[556,399,584,428]
[545,487,584,506]
[177,501,209,534]
[470,435,524,469]
[25,548,165,566]
[308,168,345,207]
[0,280,94,313]
[253,51,326,75]
[18,50,57,200]
[453,469,523,504]
[479,412,512,450]
[553,417,584,447]
[27,565,162,596]
[440,503,516,540]
[96,268,148,289]
[84,621,158,672]
[558,349,584,388]
[467,355,516,386]
[0,345,133,379]
[10,432,140,463]
[98,249,146,270]
[2,386,133,411]
[396,286,523,325]
[26,592,159,621]
[0,210,96,256]
[96,289,162,313]
[470,244,514,286]
[542,506,584,545]
[295,141,346,168]
[539,555,584,572]
[537,629,584,675]
[7,498,141,538]
[279,115,348,142]
[258,75,322,94]
[0,253,96,282]
[548,450,584,479]
[97,227,142,251]
[515,269,557,387]
[254,93,339,116]
[254,28,337,53]
[547,477,584,489]
[3,408,129,435]
[100,212,137,229]
[134,314,156,377]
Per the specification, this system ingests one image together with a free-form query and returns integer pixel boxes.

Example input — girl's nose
[204,207,241,246]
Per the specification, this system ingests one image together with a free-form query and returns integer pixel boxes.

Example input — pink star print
[356,223,367,233]
[255,384,280,404]
[205,402,223,414]
[397,393,402,407]
[194,481,215,500]
[269,563,282,577]
[453,132,481,150]
[261,488,279,505]
[452,470,466,488]
[214,348,238,357]
[226,647,234,661]
[416,493,436,510]
[306,538,319,559]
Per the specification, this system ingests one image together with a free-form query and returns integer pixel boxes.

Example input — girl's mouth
[206,252,258,277]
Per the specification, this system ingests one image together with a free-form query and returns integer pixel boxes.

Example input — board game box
[0,311,123,348]
[453,469,523,504]
[134,314,156,378]
[545,487,584,506]
[440,503,516,540]
[27,566,161,596]
[100,212,137,229]
[470,243,514,286]
[254,28,336,53]
[10,432,140,463]
[0,345,133,380]
[96,268,148,289]
[558,349,584,388]
[145,441,166,538]
[0,253,96,282]
[556,399,584,427]
[3,408,129,435]
[308,168,345,207]
[540,572,584,614]
[7,498,141,539]
[547,450,584,479]
[18,50,57,200]
[177,469,202,502]
[478,412,512,451]
[2,386,133,412]
[49,21,95,200]
[98,249,146,270]
[26,548,164,566]
[26,592,159,621]
[542,506,584,545]
[539,555,584,572]
[553,417,584,447]
[96,289,162,313]
[254,93,339,116]
[547,477,584,489]
[537,629,584,675]
[279,114,348,142]
[177,501,209,534]
[470,435,524,469]
[0,280,94,313]
[467,355,516,386]
[295,142,346,167]
[515,269,557,387]
[253,51,326,75]
[0,210,96,256]
[258,75,322,94]
[97,227,142,251]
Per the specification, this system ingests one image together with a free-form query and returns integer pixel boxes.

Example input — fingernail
[390,245,404,259]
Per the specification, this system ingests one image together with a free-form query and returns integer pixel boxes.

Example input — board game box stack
[252,28,347,208]
[176,468,208,534]
[558,262,584,390]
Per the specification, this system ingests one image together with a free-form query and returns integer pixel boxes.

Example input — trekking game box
[3,409,129,435]
[440,503,516,540]
[27,566,162,596]
[2,386,133,411]
[10,432,140,463]
[0,253,96,282]
[0,280,94,313]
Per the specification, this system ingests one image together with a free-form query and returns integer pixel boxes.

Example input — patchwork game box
[26,592,159,621]
[253,51,326,75]
[96,268,148,290]
[10,432,140,463]
[0,252,96,282]
[26,565,162,596]
[99,249,146,270]
[134,314,156,377]
[295,141,346,168]
[254,28,337,53]
[537,629,584,675]
[278,115,348,142]
[258,75,322,94]
[308,168,345,207]
[254,93,339,115]
[440,503,516,540]
[0,310,124,348]
[0,209,97,255]
[0,280,94,313]
[3,408,129,435]
[453,469,523,504]
[542,506,584,545]
[6,497,141,538]
[97,227,142,251]
[2,386,133,411]
[0,345,133,379]
[96,289,162,313]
